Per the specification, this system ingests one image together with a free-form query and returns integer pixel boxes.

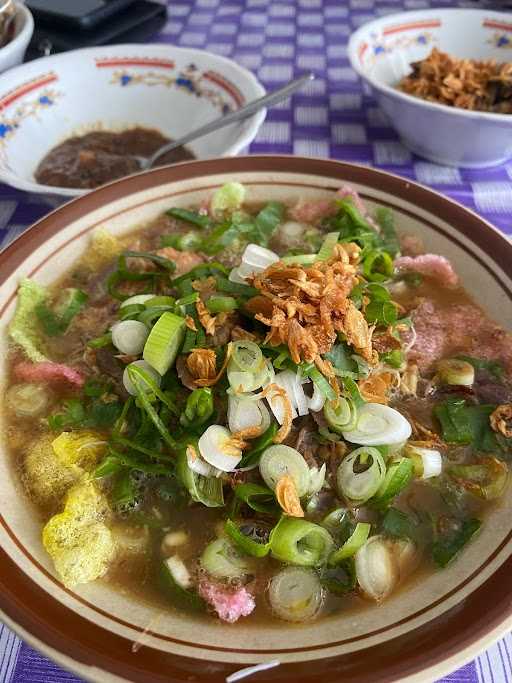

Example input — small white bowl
[0,43,265,197]
[348,9,512,168]
[0,2,33,74]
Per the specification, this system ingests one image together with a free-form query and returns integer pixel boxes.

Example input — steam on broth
[3,182,512,625]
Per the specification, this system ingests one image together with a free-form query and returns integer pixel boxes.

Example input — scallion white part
[355,535,398,602]
[293,371,310,416]
[342,403,412,446]
[198,425,242,472]
[111,320,149,355]
[267,370,298,423]
[242,243,279,269]
[307,382,325,412]
[119,294,155,308]
[123,360,161,396]
[268,567,323,622]
[228,267,248,284]
[307,464,326,496]
[186,447,219,477]
[411,447,443,479]
[337,446,386,503]
[228,395,270,435]
[164,556,191,590]
[259,444,310,497]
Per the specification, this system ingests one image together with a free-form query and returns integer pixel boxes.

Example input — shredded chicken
[247,244,374,369]
[275,475,304,517]
[490,404,512,439]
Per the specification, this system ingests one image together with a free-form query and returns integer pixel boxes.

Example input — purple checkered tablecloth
[1,0,511,681]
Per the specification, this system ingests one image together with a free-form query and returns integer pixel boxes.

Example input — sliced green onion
[337,446,386,503]
[175,292,199,307]
[143,312,186,375]
[120,294,156,308]
[215,276,259,297]
[125,363,177,413]
[119,303,146,321]
[363,250,394,283]
[206,295,238,313]
[329,522,371,565]
[259,445,310,497]
[342,403,411,446]
[126,366,176,449]
[268,567,323,622]
[233,482,278,514]
[317,232,340,261]
[111,320,148,355]
[159,558,205,611]
[200,537,253,579]
[35,288,88,337]
[448,457,508,500]
[138,305,176,328]
[88,332,113,348]
[166,207,210,228]
[281,253,318,265]
[432,518,481,568]
[270,517,334,567]
[238,423,279,469]
[177,448,224,507]
[230,340,263,373]
[301,365,337,402]
[225,520,270,558]
[146,296,176,307]
[180,388,214,427]
[372,457,414,507]
[324,397,357,433]
[355,535,398,601]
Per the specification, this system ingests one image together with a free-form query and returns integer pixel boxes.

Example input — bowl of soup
[0,44,265,198]
[0,156,511,683]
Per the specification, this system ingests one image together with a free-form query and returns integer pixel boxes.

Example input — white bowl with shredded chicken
[348,9,512,168]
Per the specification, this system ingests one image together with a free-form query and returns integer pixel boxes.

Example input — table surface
[1,0,511,681]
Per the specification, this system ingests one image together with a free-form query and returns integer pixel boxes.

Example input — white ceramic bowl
[348,9,512,168]
[0,44,265,197]
[0,2,33,74]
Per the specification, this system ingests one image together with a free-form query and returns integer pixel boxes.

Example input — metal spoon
[136,72,315,170]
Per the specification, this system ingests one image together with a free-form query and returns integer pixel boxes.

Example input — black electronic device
[26,0,138,30]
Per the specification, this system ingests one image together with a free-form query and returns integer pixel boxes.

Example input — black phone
[26,0,138,30]
[26,0,167,59]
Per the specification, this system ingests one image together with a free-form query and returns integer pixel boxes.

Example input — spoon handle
[147,72,314,167]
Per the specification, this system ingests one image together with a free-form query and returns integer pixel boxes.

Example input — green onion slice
[268,567,323,622]
[329,522,371,565]
[259,445,310,497]
[225,520,270,558]
[337,446,386,503]
[233,482,279,514]
[200,537,253,579]
[317,232,340,261]
[324,396,357,433]
[270,517,334,567]
[143,311,186,376]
